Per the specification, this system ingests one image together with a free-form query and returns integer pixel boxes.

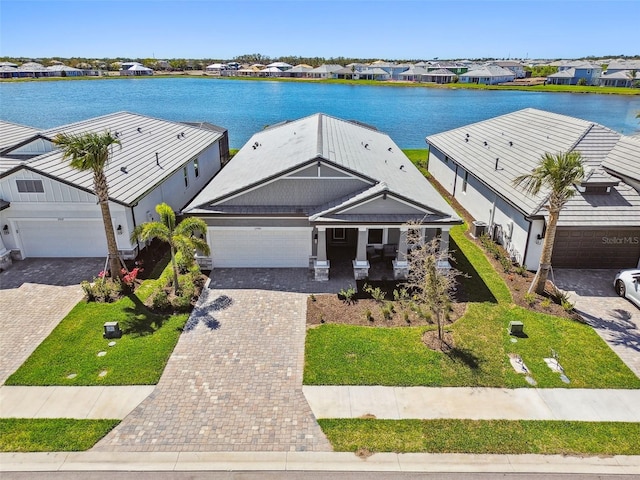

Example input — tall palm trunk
[94,169,120,280]
[169,244,180,295]
[529,209,560,295]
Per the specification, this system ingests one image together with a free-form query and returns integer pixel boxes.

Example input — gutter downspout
[452,163,459,196]
[131,204,140,255]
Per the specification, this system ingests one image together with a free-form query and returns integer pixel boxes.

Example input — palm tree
[513,151,584,295]
[53,131,121,280]
[130,203,210,294]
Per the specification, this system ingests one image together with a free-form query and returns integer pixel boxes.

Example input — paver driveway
[0,258,103,385]
[554,269,640,378]
[95,269,332,452]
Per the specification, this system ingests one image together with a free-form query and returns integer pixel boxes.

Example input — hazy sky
[1,0,638,60]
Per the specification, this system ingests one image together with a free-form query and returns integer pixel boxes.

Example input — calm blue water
[1,78,639,149]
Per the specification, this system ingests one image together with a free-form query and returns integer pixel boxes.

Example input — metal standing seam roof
[184,113,459,222]
[602,135,640,183]
[460,65,515,78]
[427,108,640,227]
[0,120,41,151]
[17,112,224,206]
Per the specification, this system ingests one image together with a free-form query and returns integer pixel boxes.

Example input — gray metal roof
[0,120,41,151]
[185,113,459,222]
[558,181,640,227]
[459,65,515,78]
[308,64,343,73]
[426,108,628,220]
[14,112,224,206]
[602,135,640,183]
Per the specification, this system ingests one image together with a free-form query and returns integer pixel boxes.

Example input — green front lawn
[304,223,640,389]
[0,419,119,452]
[6,257,189,386]
[319,419,640,455]
[305,301,640,388]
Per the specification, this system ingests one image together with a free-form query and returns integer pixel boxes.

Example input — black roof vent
[137,127,142,133]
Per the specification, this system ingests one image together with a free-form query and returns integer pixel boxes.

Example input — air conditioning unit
[471,221,487,238]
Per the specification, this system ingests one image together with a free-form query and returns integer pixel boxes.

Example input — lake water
[1,78,639,149]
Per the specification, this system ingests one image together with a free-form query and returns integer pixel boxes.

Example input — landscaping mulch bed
[307,293,467,328]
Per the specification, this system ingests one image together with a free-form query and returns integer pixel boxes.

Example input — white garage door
[211,228,311,267]
[17,219,108,258]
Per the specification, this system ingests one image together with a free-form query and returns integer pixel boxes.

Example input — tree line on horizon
[2,53,639,71]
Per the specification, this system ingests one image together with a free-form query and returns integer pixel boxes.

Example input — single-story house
[598,69,640,88]
[46,65,84,77]
[287,64,313,78]
[398,66,429,82]
[421,68,457,84]
[183,113,461,281]
[120,64,154,76]
[426,108,640,270]
[459,65,515,85]
[0,112,228,263]
[308,64,343,79]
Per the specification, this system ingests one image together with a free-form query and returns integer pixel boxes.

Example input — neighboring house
[357,67,390,81]
[308,64,343,79]
[398,66,429,82]
[266,62,293,71]
[120,64,154,76]
[490,61,526,78]
[368,61,410,80]
[598,70,640,87]
[183,113,461,281]
[46,64,84,77]
[426,108,640,270]
[421,68,457,84]
[459,66,515,84]
[0,112,228,262]
[603,59,640,74]
[547,61,602,85]
[601,135,640,192]
[287,64,313,78]
[205,63,227,74]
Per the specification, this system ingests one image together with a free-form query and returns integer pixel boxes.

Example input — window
[332,228,346,241]
[193,158,199,178]
[368,229,383,244]
[462,170,469,193]
[16,179,44,193]
[183,166,189,188]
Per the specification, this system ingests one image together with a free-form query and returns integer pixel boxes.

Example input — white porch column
[353,227,370,280]
[393,226,409,280]
[317,227,328,262]
[356,227,368,262]
[438,227,452,269]
[314,227,330,281]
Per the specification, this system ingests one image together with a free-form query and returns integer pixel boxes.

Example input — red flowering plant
[120,267,143,291]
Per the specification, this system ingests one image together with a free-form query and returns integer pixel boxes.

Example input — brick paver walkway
[554,269,640,378]
[94,270,332,452]
[0,258,104,385]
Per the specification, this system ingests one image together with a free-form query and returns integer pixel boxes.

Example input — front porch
[312,225,451,282]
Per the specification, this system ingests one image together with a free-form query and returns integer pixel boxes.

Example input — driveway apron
[553,269,640,378]
[94,275,332,452]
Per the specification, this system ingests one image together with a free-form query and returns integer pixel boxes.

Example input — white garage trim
[15,218,108,258]
[209,227,312,267]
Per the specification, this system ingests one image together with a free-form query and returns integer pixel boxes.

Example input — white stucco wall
[428,146,541,270]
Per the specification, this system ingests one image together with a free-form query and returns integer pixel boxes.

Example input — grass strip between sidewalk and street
[318,419,640,455]
[0,419,119,452]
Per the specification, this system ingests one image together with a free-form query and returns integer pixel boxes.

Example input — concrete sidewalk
[0,386,154,419]
[303,386,640,422]
[1,451,639,474]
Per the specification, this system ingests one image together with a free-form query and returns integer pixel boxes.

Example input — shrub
[365,309,373,322]
[363,283,387,303]
[381,304,393,320]
[310,294,316,302]
[541,297,552,309]
[150,290,170,311]
[339,285,356,304]
[403,311,411,324]
[81,279,121,303]
[524,292,536,306]
[514,264,528,276]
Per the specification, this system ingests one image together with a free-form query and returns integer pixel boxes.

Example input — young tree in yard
[130,203,210,294]
[513,151,584,295]
[53,131,122,280]
[404,233,460,347]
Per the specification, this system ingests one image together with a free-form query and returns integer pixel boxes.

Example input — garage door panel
[18,220,108,258]
[553,228,640,268]
[211,228,311,267]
